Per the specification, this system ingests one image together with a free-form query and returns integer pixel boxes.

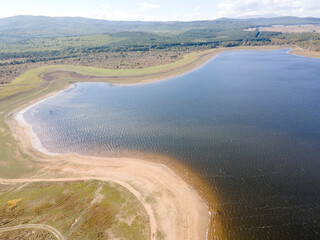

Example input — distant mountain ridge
[0,15,320,40]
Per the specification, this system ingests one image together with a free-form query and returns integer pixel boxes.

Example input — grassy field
[0,229,56,240]
[0,181,150,240]
[0,49,215,99]
[0,49,193,85]
[259,25,320,33]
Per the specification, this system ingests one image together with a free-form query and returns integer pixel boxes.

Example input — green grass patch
[0,77,70,178]
[0,180,150,240]
[0,49,212,99]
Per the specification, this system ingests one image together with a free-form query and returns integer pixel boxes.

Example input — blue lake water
[24,49,320,239]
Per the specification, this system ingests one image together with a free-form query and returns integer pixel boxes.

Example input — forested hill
[1,15,320,84]
[1,15,320,40]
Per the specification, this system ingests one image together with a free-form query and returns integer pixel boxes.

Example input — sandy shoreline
[13,84,77,157]
[9,90,212,239]
[5,46,320,239]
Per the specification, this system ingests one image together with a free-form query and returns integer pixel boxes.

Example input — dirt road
[0,224,65,240]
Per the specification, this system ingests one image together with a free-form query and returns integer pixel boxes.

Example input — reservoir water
[24,49,320,239]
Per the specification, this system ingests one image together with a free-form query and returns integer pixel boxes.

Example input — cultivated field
[259,24,320,33]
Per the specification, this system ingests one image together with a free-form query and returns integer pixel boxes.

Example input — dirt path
[0,153,210,240]
[0,177,159,240]
[0,224,65,240]
[6,86,212,239]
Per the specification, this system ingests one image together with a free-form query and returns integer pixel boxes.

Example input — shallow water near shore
[24,49,320,239]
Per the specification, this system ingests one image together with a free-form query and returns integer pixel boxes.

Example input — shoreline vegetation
[1,46,320,239]
[1,45,320,100]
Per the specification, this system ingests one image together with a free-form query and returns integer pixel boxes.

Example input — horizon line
[1,14,319,23]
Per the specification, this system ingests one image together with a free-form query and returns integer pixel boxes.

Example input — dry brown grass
[0,229,56,240]
[6,199,23,210]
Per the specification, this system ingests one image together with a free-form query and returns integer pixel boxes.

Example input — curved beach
[3,46,320,240]
[8,97,211,239]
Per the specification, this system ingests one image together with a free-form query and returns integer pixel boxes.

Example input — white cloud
[88,2,162,21]
[2,0,319,21]
[99,4,111,10]
[215,0,320,18]
[88,9,161,21]
[88,10,205,22]
[138,2,160,12]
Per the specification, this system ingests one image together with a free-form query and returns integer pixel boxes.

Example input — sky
[0,0,320,21]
